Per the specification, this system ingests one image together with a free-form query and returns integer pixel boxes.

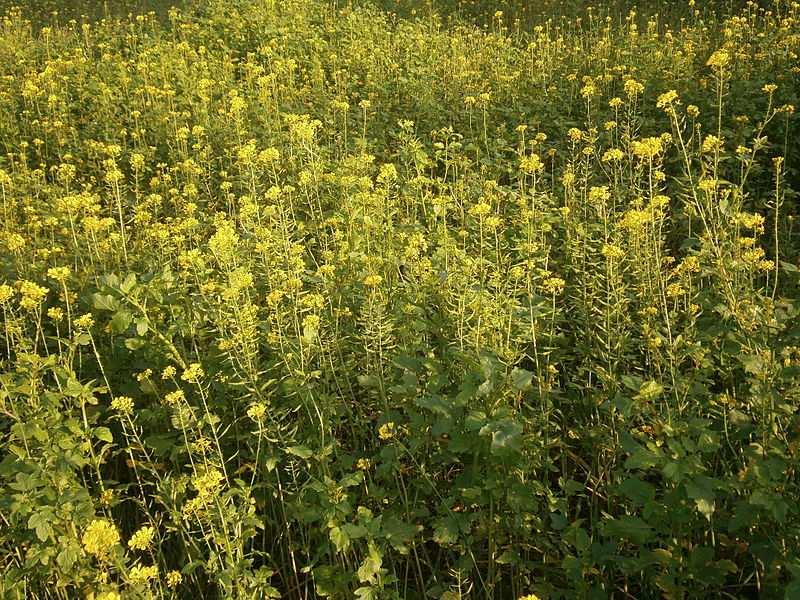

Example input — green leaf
[685,477,716,520]
[618,477,656,506]
[414,395,451,417]
[482,418,523,455]
[357,375,380,390]
[354,587,377,600]
[92,293,118,311]
[120,273,137,294]
[635,380,663,401]
[94,427,113,443]
[125,337,146,350]
[135,318,149,336]
[624,446,661,470]
[342,523,368,540]
[56,542,80,570]
[356,542,383,584]
[28,511,53,542]
[144,433,179,457]
[110,310,132,334]
[286,445,313,460]
[433,516,459,545]
[603,515,654,545]
[329,526,350,553]
[381,517,420,553]
[510,367,533,391]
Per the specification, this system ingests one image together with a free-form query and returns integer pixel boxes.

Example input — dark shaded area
[6,0,772,28]
[375,0,763,26]
[0,0,183,24]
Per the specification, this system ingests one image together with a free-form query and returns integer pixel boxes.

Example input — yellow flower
[678,256,701,274]
[469,202,492,217]
[46,266,71,281]
[3,231,26,252]
[111,396,134,415]
[164,390,185,406]
[378,422,396,440]
[82,519,120,559]
[181,363,204,383]
[601,244,625,260]
[698,179,719,193]
[0,284,15,304]
[130,153,145,171]
[737,212,765,232]
[363,274,383,287]
[602,148,624,162]
[542,277,566,295]
[619,209,650,231]
[588,186,611,204]
[701,135,724,153]
[580,81,598,98]
[18,280,48,310]
[74,313,95,329]
[485,216,503,229]
[95,592,122,600]
[706,49,730,69]
[519,595,541,600]
[128,564,158,585]
[656,89,680,109]
[193,468,224,499]
[520,153,544,174]
[631,137,663,159]
[356,458,371,470]
[247,403,267,421]
[166,570,183,588]
[666,283,685,297]
[623,78,644,98]
[128,525,155,551]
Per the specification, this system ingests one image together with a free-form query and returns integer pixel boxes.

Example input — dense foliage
[1,0,799,598]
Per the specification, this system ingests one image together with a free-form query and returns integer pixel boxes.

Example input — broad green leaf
[510,367,533,391]
[94,427,113,443]
[603,515,654,545]
[286,445,313,460]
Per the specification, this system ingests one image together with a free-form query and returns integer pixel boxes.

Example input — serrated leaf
[92,293,118,311]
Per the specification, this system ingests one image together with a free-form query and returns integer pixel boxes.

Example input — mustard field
[1,0,799,598]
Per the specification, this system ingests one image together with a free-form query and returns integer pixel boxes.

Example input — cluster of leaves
[0,0,799,598]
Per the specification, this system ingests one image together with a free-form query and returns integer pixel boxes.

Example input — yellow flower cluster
[542,277,566,295]
[128,564,158,585]
[128,525,155,551]
[82,519,120,559]
[184,469,225,517]
[111,396,134,415]
[247,402,267,421]
[378,422,396,440]
[631,137,663,159]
